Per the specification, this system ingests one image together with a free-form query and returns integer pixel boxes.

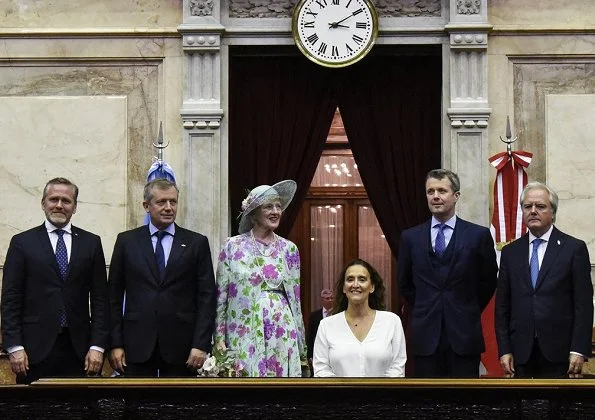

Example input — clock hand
[328,13,355,29]
[328,23,350,29]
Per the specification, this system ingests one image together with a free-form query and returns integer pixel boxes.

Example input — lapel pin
[557,240,560,245]
[181,244,186,247]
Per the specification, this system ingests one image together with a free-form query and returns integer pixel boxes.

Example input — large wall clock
[292,0,379,68]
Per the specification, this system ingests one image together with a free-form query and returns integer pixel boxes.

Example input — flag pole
[482,115,533,376]
[499,115,517,156]
[152,121,170,162]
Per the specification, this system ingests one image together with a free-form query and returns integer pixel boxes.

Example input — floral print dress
[215,233,307,377]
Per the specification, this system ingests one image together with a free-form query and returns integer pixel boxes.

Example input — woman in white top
[313,259,407,377]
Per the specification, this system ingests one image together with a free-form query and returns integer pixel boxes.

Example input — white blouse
[313,310,407,377]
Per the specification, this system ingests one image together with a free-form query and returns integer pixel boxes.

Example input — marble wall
[1,0,182,28]
[488,0,595,257]
[0,51,183,264]
[0,3,186,264]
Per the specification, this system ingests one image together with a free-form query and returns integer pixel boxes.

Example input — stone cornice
[444,23,493,32]
[181,109,224,130]
[490,26,595,36]
[0,28,181,38]
[447,108,491,128]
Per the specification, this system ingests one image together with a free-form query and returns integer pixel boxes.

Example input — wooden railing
[2,377,595,419]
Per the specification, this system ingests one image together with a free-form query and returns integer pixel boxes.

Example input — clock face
[292,0,378,68]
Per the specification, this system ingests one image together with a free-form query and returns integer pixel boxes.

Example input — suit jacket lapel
[138,226,161,282]
[422,220,433,264]
[535,227,563,289]
[435,218,463,284]
[163,225,188,282]
[65,226,81,282]
[37,224,63,281]
[425,220,447,283]
[515,234,532,289]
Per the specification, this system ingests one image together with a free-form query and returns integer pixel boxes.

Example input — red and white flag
[488,150,532,248]
[481,149,532,376]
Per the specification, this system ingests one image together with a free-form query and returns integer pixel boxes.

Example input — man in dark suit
[495,182,593,378]
[306,288,333,373]
[1,177,108,384]
[108,178,216,377]
[398,169,498,377]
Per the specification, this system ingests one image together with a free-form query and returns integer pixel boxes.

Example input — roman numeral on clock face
[356,22,368,29]
[331,45,339,56]
[318,42,328,54]
[307,33,319,44]
[352,34,363,44]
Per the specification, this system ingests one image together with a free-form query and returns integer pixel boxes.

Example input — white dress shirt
[313,310,407,377]
[527,225,553,268]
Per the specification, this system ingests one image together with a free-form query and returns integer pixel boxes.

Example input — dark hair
[331,258,386,314]
[42,177,79,203]
[144,178,179,202]
[426,169,460,193]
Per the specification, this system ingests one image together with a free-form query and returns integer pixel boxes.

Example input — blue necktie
[55,229,69,326]
[435,224,446,257]
[530,238,543,288]
[154,231,168,278]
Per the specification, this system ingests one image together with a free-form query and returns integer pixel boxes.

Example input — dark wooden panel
[2,378,595,419]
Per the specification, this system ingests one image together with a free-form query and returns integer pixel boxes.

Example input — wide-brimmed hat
[237,180,297,234]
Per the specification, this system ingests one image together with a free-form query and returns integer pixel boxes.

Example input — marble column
[179,1,226,262]
[446,0,491,225]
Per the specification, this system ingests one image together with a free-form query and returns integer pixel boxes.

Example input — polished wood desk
[2,378,595,419]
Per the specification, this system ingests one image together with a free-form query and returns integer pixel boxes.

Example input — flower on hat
[241,195,254,212]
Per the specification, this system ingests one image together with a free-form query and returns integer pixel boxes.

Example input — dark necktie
[55,229,68,327]
[435,224,446,257]
[155,230,168,277]
[530,238,543,288]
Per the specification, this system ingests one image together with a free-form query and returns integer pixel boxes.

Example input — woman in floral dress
[215,180,308,377]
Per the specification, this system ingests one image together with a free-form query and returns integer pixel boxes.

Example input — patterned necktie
[155,230,168,277]
[435,224,446,257]
[55,229,69,326]
[530,238,543,288]
[55,229,68,279]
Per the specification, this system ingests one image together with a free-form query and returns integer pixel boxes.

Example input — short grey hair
[520,182,558,222]
[144,179,179,202]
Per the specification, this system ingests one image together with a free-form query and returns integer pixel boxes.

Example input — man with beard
[1,177,108,383]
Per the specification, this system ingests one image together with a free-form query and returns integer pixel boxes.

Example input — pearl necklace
[250,229,278,258]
